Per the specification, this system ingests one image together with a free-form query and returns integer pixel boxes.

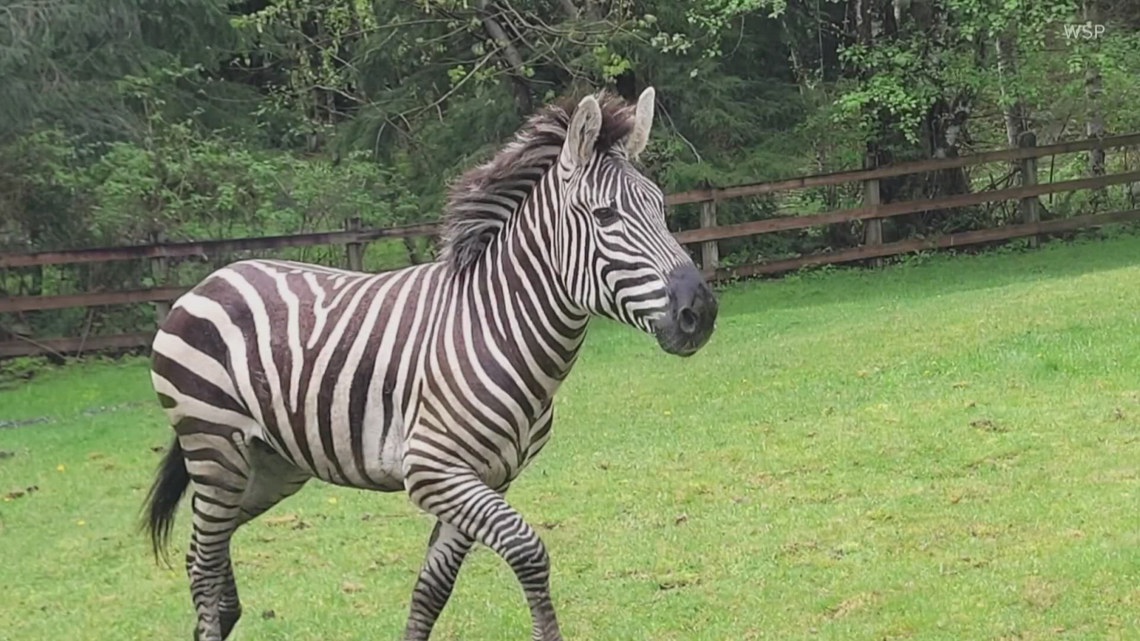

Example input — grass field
[2,234,1140,640]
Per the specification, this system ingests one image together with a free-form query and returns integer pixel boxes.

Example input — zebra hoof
[220,608,242,639]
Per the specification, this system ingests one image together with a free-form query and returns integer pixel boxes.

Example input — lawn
[2,234,1139,641]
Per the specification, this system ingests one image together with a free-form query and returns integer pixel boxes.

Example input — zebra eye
[592,206,621,225]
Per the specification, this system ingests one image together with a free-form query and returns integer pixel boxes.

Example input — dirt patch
[825,591,881,619]
[1023,576,1060,610]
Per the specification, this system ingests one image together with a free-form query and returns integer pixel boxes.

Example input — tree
[0,0,239,144]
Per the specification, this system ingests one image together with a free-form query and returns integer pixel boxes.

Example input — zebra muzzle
[654,264,718,356]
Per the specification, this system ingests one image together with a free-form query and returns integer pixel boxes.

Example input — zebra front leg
[409,474,562,641]
[402,520,476,640]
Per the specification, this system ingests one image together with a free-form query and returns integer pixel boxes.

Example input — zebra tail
[141,437,190,565]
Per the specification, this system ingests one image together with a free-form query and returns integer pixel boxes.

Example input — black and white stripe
[142,87,717,641]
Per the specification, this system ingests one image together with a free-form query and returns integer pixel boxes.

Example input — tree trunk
[476,0,533,115]
[557,0,580,19]
[403,237,422,265]
[995,31,1028,148]
[901,93,973,234]
[894,0,974,236]
[832,0,882,248]
[1084,0,1106,211]
[1085,0,1105,170]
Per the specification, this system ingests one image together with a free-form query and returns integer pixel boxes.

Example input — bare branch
[475,1,528,74]
[408,49,500,122]
[475,0,533,112]
[555,0,579,19]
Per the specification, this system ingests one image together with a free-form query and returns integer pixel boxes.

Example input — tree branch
[475,0,532,113]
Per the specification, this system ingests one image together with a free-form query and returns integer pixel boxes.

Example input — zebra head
[555,87,717,357]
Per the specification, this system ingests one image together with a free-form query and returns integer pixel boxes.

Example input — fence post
[1018,131,1040,248]
[150,231,171,327]
[862,152,883,268]
[699,186,719,275]
[345,216,364,271]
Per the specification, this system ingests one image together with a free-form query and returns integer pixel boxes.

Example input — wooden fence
[3,131,1140,359]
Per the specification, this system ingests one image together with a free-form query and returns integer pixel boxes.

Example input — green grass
[3,235,1140,640]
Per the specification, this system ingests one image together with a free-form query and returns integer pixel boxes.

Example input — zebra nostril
[678,307,698,334]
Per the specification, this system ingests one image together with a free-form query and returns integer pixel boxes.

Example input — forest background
[3,0,1139,341]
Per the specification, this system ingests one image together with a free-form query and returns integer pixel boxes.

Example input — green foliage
[0,112,412,340]
[1,117,404,250]
[0,0,239,143]
[651,0,789,59]
[0,356,53,390]
[4,0,1140,346]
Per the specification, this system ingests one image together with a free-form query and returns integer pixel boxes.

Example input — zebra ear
[560,95,603,173]
[623,86,655,160]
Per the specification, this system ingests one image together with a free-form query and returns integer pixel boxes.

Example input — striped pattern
[142,87,716,641]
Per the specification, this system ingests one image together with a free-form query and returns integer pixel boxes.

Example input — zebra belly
[293,405,408,492]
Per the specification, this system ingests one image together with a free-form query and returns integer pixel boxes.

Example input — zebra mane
[439,90,637,272]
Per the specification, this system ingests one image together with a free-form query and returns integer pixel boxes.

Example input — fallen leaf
[4,485,36,501]
[970,418,1006,433]
[826,592,880,619]
[656,574,700,591]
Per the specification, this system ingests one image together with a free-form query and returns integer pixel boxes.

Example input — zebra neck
[456,184,590,398]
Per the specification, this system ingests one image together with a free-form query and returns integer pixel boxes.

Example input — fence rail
[3,131,1139,359]
[0,222,442,269]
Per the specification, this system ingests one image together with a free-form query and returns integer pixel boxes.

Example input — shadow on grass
[712,231,1140,318]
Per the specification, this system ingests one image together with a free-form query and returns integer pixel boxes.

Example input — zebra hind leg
[408,475,562,641]
[180,425,309,641]
[179,420,248,641]
[402,520,476,640]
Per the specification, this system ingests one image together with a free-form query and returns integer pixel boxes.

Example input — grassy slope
[1,235,1139,640]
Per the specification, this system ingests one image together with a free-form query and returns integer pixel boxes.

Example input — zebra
[142,86,718,641]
